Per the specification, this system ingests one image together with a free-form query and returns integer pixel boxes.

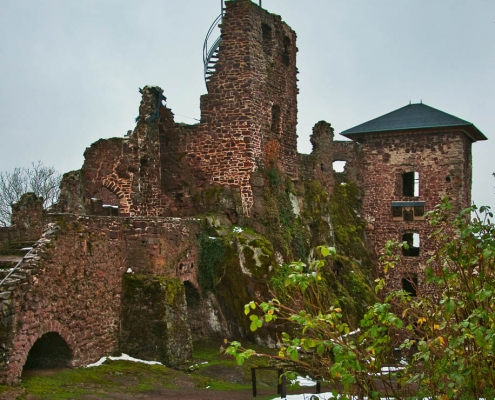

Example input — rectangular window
[414,206,425,217]
[391,202,426,221]
[402,232,420,257]
[402,171,419,197]
[402,274,418,296]
[392,206,403,218]
[403,208,414,221]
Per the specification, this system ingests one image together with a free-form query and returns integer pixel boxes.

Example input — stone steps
[0,255,23,269]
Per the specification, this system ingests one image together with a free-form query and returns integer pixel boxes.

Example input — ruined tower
[192,0,299,214]
[341,103,487,296]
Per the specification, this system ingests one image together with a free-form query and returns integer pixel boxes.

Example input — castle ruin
[0,0,486,385]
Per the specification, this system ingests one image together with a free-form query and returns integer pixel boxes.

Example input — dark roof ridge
[341,102,487,141]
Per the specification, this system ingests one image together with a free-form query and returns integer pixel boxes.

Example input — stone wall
[297,121,361,191]
[190,0,299,215]
[0,193,44,253]
[58,1,299,219]
[358,129,472,295]
[0,214,201,385]
[120,274,192,367]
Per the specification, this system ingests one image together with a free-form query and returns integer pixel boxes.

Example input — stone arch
[23,332,72,370]
[101,177,132,215]
[92,186,119,207]
[9,320,80,384]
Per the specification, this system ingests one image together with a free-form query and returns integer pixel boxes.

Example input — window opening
[261,23,272,55]
[403,208,414,221]
[332,161,346,173]
[282,36,291,66]
[184,281,201,308]
[392,202,425,221]
[402,232,420,257]
[402,274,418,296]
[392,206,403,218]
[402,171,419,197]
[414,206,425,217]
[271,105,281,135]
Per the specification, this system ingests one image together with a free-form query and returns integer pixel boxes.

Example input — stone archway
[5,320,81,384]
[23,332,73,371]
[101,177,132,216]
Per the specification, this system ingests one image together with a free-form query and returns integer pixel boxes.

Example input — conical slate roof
[341,103,486,141]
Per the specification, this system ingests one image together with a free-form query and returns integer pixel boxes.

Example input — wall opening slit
[261,23,272,55]
[271,105,281,136]
[282,36,291,66]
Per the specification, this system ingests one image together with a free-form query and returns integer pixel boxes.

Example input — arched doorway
[23,332,73,371]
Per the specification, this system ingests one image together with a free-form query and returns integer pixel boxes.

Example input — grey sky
[0,0,493,210]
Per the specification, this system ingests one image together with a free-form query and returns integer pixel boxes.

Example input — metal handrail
[204,36,222,83]
[203,13,223,67]
[0,247,33,288]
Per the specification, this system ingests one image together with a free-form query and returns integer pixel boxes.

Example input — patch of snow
[85,353,162,368]
[233,226,243,233]
[270,393,334,400]
[293,375,316,387]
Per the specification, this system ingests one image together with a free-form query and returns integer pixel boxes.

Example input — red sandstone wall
[0,214,200,385]
[358,129,473,295]
[189,0,298,215]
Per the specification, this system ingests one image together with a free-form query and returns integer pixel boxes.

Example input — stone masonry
[0,0,486,385]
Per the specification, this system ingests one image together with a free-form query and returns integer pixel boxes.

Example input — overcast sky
[0,0,494,210]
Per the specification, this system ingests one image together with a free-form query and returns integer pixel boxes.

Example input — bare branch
[0,161,61,226]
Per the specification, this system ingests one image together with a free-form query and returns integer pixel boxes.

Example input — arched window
[184,281,201,308]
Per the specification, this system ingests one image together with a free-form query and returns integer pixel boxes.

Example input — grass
[0,340,281,399]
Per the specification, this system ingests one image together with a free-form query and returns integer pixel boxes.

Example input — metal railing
[0,247,33,288]
[203,13,223,85]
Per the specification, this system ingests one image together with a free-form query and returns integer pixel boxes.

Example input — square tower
[342,103,487,296]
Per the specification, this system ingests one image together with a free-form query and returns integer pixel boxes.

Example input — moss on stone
[122,274,183,306]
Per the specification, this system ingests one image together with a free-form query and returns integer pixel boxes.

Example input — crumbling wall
[298,121,361,190]
[189,0,298,215]
[0,193,44,253]
[0,214,201,385]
